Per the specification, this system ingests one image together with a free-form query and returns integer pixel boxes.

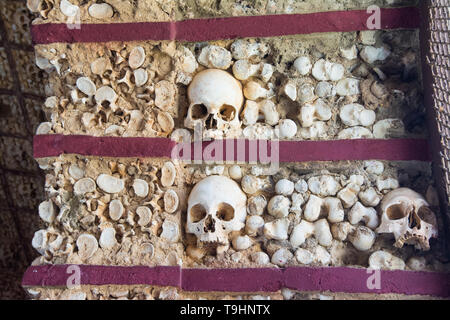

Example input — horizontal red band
[31,7,420,45]
[22,265,450,297]
[22,265,180,288]
[33,134,176,159]
[33,134,432,162]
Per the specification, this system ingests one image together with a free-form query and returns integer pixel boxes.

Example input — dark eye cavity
[216,203,235,221]
[218,104,236,121]
[386,204,408,220]
[190,204,207,222]
[190,104,208,120]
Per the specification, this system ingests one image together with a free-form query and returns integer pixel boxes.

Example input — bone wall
[28,0,420,23]
[26,284,446,301]
[31,156,446,272]
[23,0,450,300]
[34,29,425,141]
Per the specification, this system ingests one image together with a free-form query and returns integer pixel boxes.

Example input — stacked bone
[24,0,449,300]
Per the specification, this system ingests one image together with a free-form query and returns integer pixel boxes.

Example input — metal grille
[427,1,450,211]
[0,0,46,299]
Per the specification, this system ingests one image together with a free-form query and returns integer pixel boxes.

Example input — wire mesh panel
[0,0,46,299]
[427,1,450,211]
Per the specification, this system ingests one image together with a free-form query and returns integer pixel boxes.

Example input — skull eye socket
[191,104,208,120]
[218,104,236,122]
[417,206,436,225]
[216,203,235,221]
[386,204,408,220]
[190,204,207,222]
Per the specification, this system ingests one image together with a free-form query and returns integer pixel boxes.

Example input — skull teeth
[199,235,227,245]
[198,239,227,247]
[396,232,430,251]
[378,188,438,251]
[186,176,247,250]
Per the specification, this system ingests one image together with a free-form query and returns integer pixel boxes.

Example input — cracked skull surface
[376,188,438,250]
[184,69,243,134]
[186,176,247,246]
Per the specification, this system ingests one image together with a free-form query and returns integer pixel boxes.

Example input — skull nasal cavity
[190,204,207,222]
[219,104,236,121]
[191,104,208,120]
[204,215,215,232]
[206,114,217,129]
[408,212,419,228]
[216,203,235,221]
[386,204,407,220]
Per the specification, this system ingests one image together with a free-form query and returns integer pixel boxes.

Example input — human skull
[187,176,247,246]
[184,69,243,133]
[377,188,438,251]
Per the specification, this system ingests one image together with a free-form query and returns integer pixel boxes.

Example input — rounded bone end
[250,251,270,265]
[271,248,293,267]
[232,235,253,251]
[348,226,376,251]
[38,200,56,223]
[99,227,117,250]
[348,202,379,230]
[76,233,98,261]
[369,250,405,270]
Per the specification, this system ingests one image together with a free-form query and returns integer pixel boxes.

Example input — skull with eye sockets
[186,176,247,246]
[184,69,243,137]
[376,188,438,251]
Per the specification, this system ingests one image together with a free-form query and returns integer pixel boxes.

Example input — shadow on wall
[0,0,46,300]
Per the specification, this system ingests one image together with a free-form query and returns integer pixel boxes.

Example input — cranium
[187,176,247,246]
[184,69,243,134]
[377,188,438,251]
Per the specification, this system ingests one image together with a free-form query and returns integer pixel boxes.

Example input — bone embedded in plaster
[185,69,243,135]
[186,176,247,247]
[376,188,438,251]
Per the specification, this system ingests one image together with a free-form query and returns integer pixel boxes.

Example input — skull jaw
[394,223,438,251]
[197,232,228,247]
[377,190,439,252]
[377,219,438,251]
[395,232,430,251]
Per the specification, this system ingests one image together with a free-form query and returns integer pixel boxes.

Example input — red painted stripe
[33,134,176,159]
[22,265,180,288]
[182,268,284,292]
[22,265,450,297]
[31,7,420,45]
[33,135,432,162]
[277,139,432,162]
